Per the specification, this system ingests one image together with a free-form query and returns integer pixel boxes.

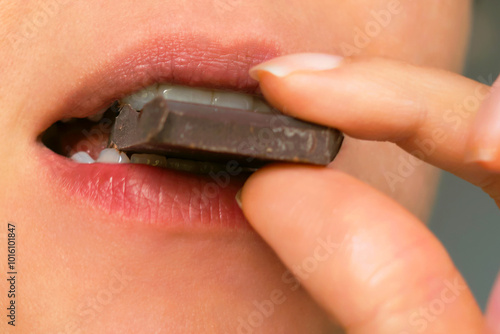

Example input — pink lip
[41,145,249,229]
[48,36,282,123]
[37,35,282,230]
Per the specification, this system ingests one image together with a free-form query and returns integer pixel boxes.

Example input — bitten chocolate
[109,97,343,168]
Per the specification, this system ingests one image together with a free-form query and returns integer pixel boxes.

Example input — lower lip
[37,144,250,230]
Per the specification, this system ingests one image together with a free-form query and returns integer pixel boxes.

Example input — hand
[238,54,500,333]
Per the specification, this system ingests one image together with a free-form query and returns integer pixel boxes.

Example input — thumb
[239,164,484,333]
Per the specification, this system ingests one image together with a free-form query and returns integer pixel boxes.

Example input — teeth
[121,84,158,110]
[87,111,105,122]
[96,148,130,164]
[71,152,95,164]
[87,106,109,122]
[252,97,273,113]
[120,83,274,112]
[160,84,213,105]
[212,91,253,109]
[71,149,238,174]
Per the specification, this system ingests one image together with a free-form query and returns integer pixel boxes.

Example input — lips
[36,35,282,230]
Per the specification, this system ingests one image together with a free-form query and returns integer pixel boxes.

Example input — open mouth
[41,84,275,174]
[33,38,279,230]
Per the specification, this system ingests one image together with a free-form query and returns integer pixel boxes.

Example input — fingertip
[241,164,325,209]
[465,77,500,171]
[239,164,337,230]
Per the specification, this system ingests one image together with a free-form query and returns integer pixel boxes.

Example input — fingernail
[486,271,500,333]
[235,189,243,209]
[249,53,344,81]
[466,79,500,164]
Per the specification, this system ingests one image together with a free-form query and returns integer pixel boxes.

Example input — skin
[1,0,497,333]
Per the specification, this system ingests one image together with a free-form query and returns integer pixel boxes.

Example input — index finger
[250,54,495,187]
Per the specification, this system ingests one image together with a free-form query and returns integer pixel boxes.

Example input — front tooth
[121,83,272,111]
[212,91,253,109]
[122,84,159,110]
[118,152,130,163]
[97,148,130,163]
[252,97,273,113]
[160,84,213,105]
[71,152,95,164]
[130,154,168,168]
[87,110,106,122]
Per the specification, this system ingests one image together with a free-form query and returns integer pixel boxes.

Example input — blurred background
[429,0,500,310]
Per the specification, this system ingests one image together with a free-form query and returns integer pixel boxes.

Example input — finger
[240,164,484,333]
[467,77,500,171]
[487,272,500,334]
[249,54,495,185]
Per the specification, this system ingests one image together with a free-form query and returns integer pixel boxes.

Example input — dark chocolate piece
[109,97,343,168]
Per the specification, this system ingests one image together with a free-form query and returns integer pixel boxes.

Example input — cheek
[331,138,440,221]
[303,0,471,71]
[372,0,471,70]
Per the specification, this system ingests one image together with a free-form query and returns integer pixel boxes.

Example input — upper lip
[42,35,282,130]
